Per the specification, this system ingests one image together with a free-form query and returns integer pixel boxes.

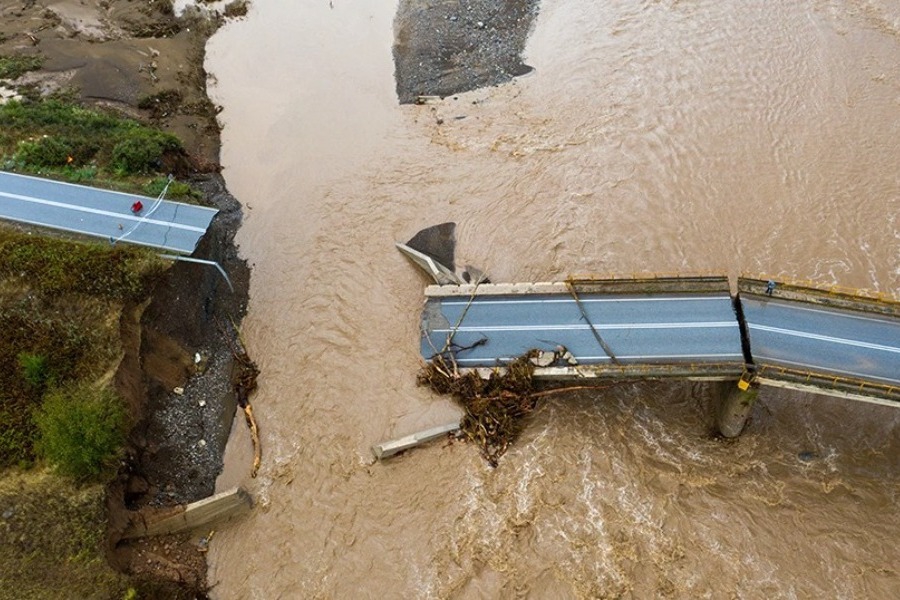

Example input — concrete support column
[717,382,759,438]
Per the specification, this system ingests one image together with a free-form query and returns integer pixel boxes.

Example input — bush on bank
[0,98,183,174]
[33,383,126,480]
[0,97,200,201]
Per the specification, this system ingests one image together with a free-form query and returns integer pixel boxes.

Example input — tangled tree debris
[223,320,261,477]
[418,352,538,467]
[419,348,616,466]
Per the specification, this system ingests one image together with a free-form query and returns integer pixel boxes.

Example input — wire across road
[0,170,217,254]
[421,284,900,399]
[422,292,745,367]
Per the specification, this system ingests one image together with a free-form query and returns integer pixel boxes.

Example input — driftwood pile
[418,353,539,467]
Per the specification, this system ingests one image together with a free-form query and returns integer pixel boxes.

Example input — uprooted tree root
[220,317,261,477]
[418,352,539,467]
[232,351,261,478]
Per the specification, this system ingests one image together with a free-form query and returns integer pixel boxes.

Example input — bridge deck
[421,279,900,403]
[0,171,217,254]
[737,278,900,403]
[422,281,745,377]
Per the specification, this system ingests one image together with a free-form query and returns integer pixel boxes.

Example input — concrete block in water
[123,487,252,539]
[372,422,460,459]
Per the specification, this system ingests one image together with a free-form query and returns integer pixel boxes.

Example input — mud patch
[393,0,540,103]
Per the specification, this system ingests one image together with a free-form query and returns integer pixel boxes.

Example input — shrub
[17,352,51,389]
[0,98,185,178]
[15,135,73,167]
[143,176,201,202]
[0,54,43,80]
[33,383,126,480]
[111,129,181,174]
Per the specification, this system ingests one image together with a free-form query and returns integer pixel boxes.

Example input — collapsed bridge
[400,225,900,438]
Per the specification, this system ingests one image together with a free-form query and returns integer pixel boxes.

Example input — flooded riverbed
[205,0,899,597]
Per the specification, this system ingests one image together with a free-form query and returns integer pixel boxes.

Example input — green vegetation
[34,384,126,480]
[0,34,210,599]
[17,352,51,390]
[0,231,167,301]
[0,470,130,599]
[0,54,43,80]
[0,97,202,200]
[0,98,183,174]
[0,235,169,596]
[0,231,166,468]
[143,175,202,201]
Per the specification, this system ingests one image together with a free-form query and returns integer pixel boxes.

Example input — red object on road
[131,201,143,213]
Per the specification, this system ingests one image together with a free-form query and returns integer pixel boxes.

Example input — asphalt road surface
[742,294,900,386]
[0,170,217,254]
[422,292,745,367]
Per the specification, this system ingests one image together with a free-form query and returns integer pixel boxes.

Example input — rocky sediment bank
[393,0,540,103]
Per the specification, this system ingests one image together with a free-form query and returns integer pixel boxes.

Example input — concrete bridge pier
[717,378,759,438]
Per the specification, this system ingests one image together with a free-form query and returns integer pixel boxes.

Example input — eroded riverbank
[0,2,251,596]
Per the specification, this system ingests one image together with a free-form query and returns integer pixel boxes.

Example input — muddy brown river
[205,0,899,597]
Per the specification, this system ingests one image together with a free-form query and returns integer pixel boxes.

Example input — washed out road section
[0,171,217,254]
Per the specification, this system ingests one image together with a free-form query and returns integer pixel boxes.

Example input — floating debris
[418,353,538,467]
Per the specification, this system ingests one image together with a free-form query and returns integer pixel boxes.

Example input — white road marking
[753,356,900,386]
[452,353,745,364]
[745,298,897,325]
[432,321,738,333]
[440,295,731,306]
[749,324,900,354]
[0,191,207,232]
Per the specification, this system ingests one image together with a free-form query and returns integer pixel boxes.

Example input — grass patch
[17,352,51,390]
[0,231,167,301]
[0,470,130,599]
[0,231,166,468]
[0,54,43,81]
[0,98,185,177]
[0,294,122,467]
[143,175,202,201]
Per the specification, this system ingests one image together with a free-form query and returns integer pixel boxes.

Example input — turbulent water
[205,0,899,597]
